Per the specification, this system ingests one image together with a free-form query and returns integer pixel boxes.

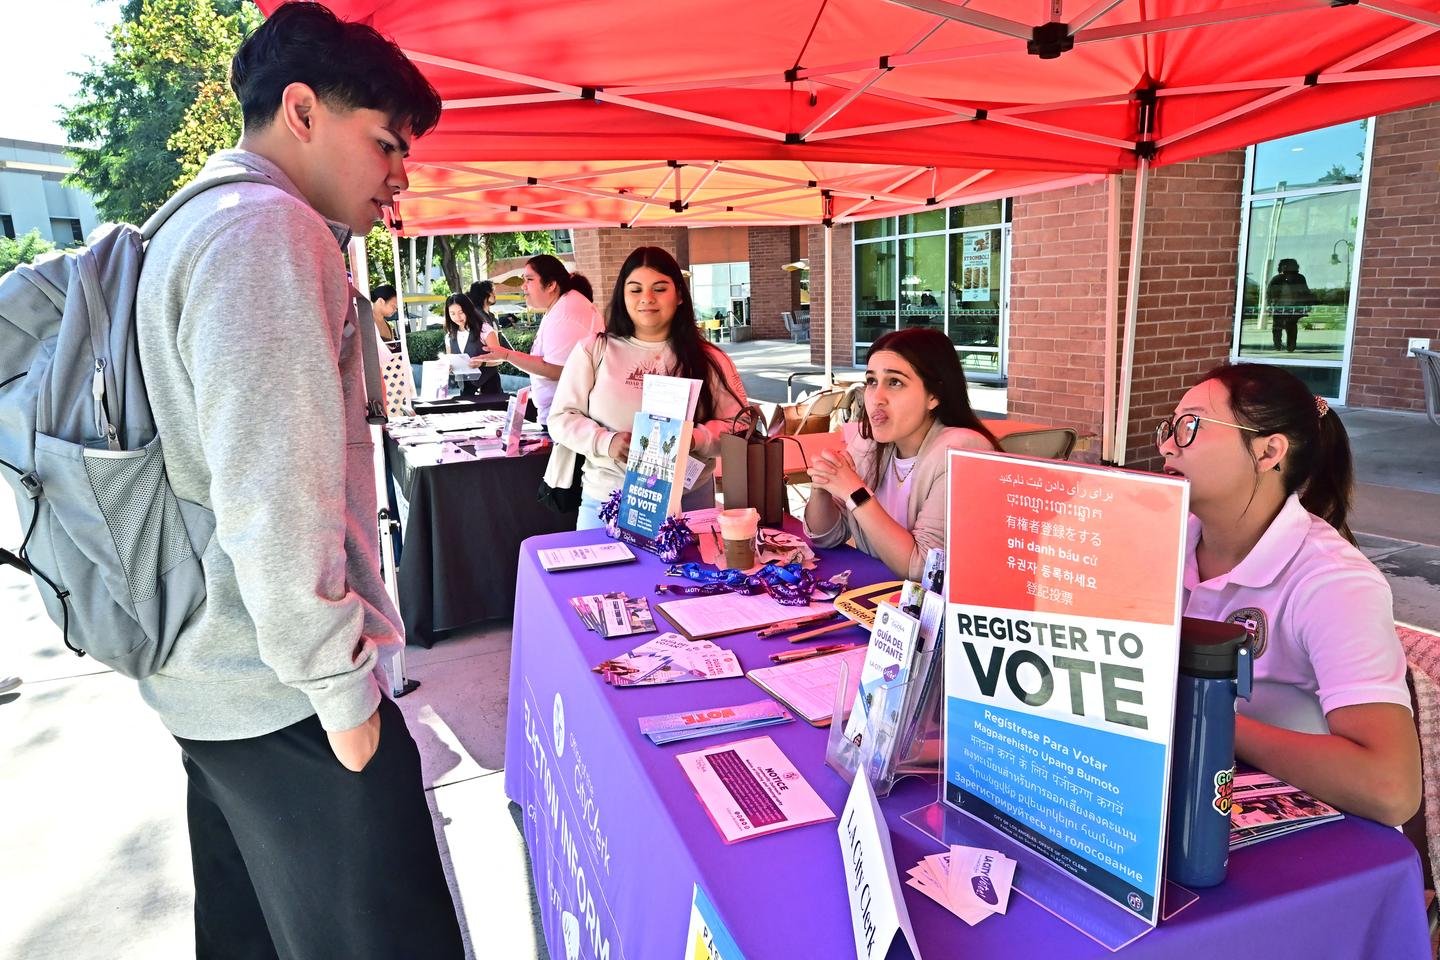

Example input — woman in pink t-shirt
[1158,363,1420,826]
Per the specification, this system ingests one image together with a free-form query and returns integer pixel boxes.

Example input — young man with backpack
[133,5,464,956]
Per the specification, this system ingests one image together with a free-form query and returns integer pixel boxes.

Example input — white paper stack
[906,845,1016,925]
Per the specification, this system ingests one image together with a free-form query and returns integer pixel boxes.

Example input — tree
[0,231,57,276]
[62,0,258,224]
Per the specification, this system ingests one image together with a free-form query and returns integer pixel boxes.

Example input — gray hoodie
[136,150,398,740]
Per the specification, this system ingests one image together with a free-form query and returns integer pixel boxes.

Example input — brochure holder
[825,649,939,798]
[899,797,1198,952]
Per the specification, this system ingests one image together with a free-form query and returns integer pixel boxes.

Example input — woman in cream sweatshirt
[548,246,749,529]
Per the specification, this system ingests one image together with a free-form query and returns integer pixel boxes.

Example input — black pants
[175,696,464,960]
[1272,314,1299,352]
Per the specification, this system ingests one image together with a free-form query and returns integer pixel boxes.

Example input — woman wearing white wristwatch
[804,327,998,579]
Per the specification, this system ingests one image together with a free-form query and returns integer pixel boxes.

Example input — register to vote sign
[942,450,1188,925]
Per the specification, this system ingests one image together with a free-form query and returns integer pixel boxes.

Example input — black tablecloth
[386,433,578,646]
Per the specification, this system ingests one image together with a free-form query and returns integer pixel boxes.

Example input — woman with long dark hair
[805,327,999,578]
[476,254,601,424]
[1159,362,1418,825]
[466,279,508,329]
[441,293,500,396]
[548,246,749,529]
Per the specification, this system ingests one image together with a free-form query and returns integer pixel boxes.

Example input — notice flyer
[942,450,1188,926]
[959,231,991,302]
[676,735,836,843]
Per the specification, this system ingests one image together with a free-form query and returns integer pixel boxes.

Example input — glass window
[1237,191,1359,363]
[691,262,746,320]
[949,199,1005,230]
[898,235,946,329]
[854,217,894,241]
[855,240,897,347]
[0,214,14,240]
[49,217,82,246]
[948,229,1003,375]
[899,209,945,234]
[1252,121,1367,194]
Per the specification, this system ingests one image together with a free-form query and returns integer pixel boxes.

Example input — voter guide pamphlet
[841,597,922,746]
[685,884,747,960]
[1228,771,1343,849]
[638,700,792,746]
[568,591,656,638]
[537,541,636,572]
[595,633,742,688]
[618,374,703,541]
[906,845,1016,925]
[676,735,836,843]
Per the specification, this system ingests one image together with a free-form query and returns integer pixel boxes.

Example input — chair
[783,311,810,344]
[997,427,1079,460]
[1414,347,1440,428]
[1400,626,1440,948]
[780,389,843,435]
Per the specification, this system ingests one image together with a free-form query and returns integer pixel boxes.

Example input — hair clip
[1314,396,1330,418]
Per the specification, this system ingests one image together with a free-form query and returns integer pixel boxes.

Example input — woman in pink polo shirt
[1158,363,1420,826]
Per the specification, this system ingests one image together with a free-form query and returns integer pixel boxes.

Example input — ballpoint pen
[756,609,841,638]
[785,620,856,643]
[769,641,865,664]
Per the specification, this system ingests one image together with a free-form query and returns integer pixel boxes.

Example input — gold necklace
[891,454,916,484]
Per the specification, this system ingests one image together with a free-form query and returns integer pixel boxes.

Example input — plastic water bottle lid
[1178,617,1250,679]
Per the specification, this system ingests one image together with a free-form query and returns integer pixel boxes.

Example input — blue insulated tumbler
[1167,618,1253,888]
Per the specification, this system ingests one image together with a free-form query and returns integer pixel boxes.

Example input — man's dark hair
[231,2,442,138]
[371,283,397,302]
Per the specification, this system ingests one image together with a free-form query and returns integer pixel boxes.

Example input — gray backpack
[0,172,270,678]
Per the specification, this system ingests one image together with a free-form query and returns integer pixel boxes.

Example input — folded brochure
[595,633,742,687]
[570,592,656,638]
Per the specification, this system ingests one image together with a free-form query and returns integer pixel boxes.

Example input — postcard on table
[675,735,835,843]
[537,541,636,572]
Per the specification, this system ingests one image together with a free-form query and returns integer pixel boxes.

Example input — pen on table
[769,642,866,664]
[785,619,856,643]
[756,610,841,638]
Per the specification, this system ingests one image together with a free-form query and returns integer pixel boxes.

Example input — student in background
[804,327,998,579]
[467,278,507,329]
[478,254,600,425]
[1157,362,1419,826]
[548,246,749,530]
[443,292,500,396]
[370,282,399,347]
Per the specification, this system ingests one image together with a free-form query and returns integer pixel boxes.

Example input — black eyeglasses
[1154,413,1260,449]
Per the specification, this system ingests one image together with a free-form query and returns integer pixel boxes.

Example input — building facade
[567,103,1438,470]
[0,138,100,246]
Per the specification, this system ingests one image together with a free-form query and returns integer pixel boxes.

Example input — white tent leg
[347,236,414,698]
[824,223,834,385]
[1102,175,1120,464]
[393,236,413,370]
[424,236,435,295]
[1114,158,1150,466]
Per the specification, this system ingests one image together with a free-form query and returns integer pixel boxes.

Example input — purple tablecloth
[503,529,1431,960]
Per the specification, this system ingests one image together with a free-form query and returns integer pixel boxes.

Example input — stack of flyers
[906,845,1016,926]
[569,592,656,638]
[637,700,793,746]
[595,633,743,688]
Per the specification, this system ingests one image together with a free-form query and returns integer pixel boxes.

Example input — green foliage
[364,225,394,290]
[62,0,258,224]
[405,329,446,363]
[0,231,57,276]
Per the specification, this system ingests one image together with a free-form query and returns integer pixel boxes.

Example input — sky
[3,1,123,144]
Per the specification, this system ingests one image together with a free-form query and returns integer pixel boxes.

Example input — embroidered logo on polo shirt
[1226,607,1268,659]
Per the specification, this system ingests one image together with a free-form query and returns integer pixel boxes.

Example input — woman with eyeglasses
[805,328,999,579]
[1157,363,1419,826]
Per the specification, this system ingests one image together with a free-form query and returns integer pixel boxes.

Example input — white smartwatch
[845,485,873,512]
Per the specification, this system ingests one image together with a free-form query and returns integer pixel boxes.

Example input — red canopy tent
[258,0,1440,460]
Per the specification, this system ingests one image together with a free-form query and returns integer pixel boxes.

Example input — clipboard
[655,591,831,642]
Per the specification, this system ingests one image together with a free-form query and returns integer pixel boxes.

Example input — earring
[1273,463,1282,472]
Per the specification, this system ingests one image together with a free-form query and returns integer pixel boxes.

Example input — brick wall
[570,226,690,319]
[1349,103,1440,411]
[746,226,803,339]
[690,226,749,264]
[806,224,855,370]
[1007,154,1245,470]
